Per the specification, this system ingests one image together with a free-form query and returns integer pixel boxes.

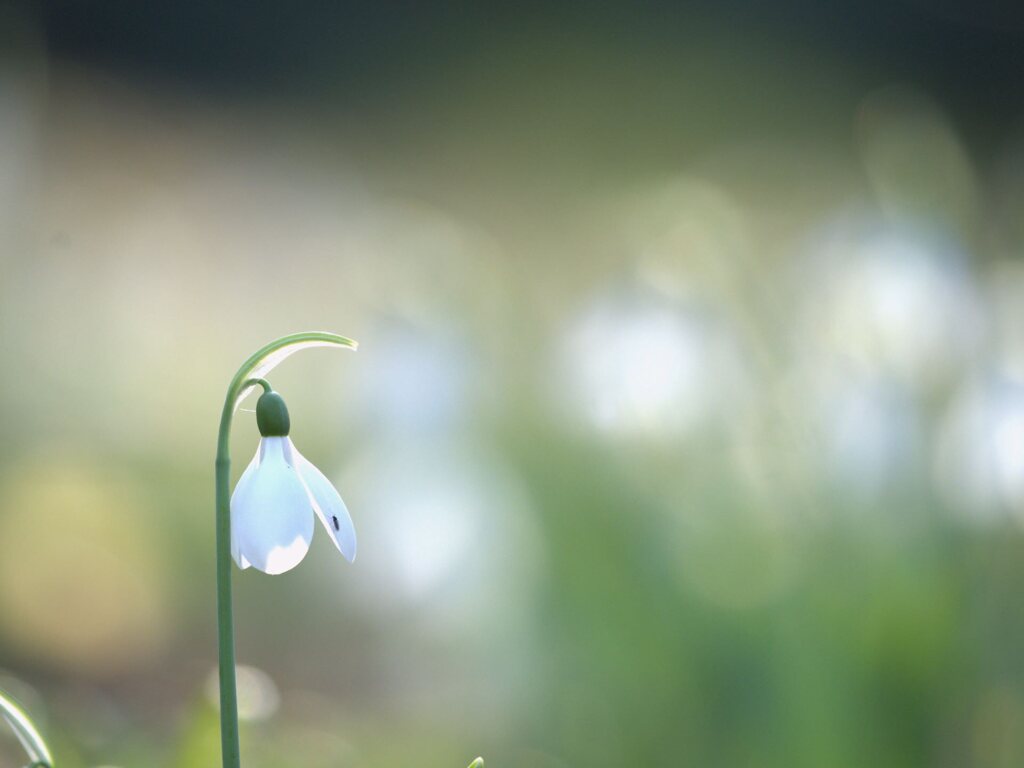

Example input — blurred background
[2,1,1024,766]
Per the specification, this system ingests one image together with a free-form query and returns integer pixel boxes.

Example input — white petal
[230,452,259,569]
[230,437,314,574]
[289,439,357,562]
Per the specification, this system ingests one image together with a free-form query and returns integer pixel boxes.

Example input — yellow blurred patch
[0,455,170,675]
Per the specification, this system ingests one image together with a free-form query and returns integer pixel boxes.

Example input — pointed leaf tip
[0,688,53,767]
[467,759,485,768]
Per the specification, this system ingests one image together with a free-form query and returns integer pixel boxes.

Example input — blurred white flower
[342,437,539,623]
[561,287,743,438]
[231,391,356,574]
[798,222,984,389]
[813,372,921,497]
[935,376,1024,522]
[985,259,1024,382]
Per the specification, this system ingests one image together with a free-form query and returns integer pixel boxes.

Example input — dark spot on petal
[332,515,340,531]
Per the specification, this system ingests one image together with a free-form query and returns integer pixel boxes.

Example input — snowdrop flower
[231,386,356,574]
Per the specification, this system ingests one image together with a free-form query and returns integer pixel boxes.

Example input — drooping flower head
[230,387,355,574]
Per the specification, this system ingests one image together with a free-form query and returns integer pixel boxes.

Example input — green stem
[242,378,273,395]
[214,440,238,768]
[214,332,357,768]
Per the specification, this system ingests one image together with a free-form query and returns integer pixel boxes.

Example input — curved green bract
[215,332,357,768]
[228,332,358,413]
[467,759,485,768]
[0,688,53,767]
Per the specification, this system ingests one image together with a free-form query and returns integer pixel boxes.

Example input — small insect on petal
[289,439,357,562]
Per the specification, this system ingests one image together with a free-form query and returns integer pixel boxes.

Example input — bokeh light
[560,283,745,439]
[935,375,1024,522]
[796,221,984,390]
